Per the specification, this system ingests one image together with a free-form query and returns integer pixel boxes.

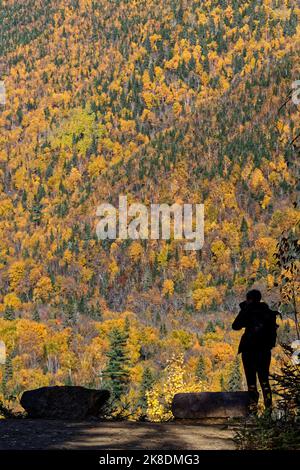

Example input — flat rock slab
[20,386,110,420]
[172,392,250,419]
[0,420,236,450]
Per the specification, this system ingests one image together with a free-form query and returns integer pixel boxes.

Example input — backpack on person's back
[243,303,279,350]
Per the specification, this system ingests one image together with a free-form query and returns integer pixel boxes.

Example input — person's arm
[232,302,250,330]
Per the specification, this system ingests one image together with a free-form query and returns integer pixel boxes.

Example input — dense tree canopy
[0,0,299,418]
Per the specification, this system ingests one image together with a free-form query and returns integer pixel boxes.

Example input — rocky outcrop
[20,386,110,420]
[172,392,250,419]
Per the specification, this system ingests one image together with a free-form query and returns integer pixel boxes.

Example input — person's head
[246,289,262,303]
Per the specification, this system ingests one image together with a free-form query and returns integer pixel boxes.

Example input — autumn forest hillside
[0,0,299,418]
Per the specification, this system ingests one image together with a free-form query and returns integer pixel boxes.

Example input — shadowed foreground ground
[0,420,236,450]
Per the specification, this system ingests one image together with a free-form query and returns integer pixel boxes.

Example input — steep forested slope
[0,0,299,411]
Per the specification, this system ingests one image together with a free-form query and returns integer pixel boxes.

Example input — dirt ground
[0,419,236,450]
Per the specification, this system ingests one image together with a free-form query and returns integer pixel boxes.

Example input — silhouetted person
[232,289,278,413]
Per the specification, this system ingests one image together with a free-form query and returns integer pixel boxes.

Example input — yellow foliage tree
[146,354,202,422]
[33,276,53,303]
[162,279,174,297]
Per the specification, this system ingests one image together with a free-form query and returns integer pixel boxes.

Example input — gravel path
[0,419,236,450]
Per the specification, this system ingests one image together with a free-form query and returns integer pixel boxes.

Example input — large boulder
[172,392,250,419]
[20,386,110,420]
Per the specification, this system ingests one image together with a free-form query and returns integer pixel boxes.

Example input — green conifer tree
[4,306,15,321]
[93,301,102,321]
[205,320,216,333]
[32,307,40,322]
[139,367,155,415]
[30,194,43,225]
[103,327,130,401]
[240,217,249,247]
[228,357,242,391]
[1,354,13,398]
[195,355,206,382]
